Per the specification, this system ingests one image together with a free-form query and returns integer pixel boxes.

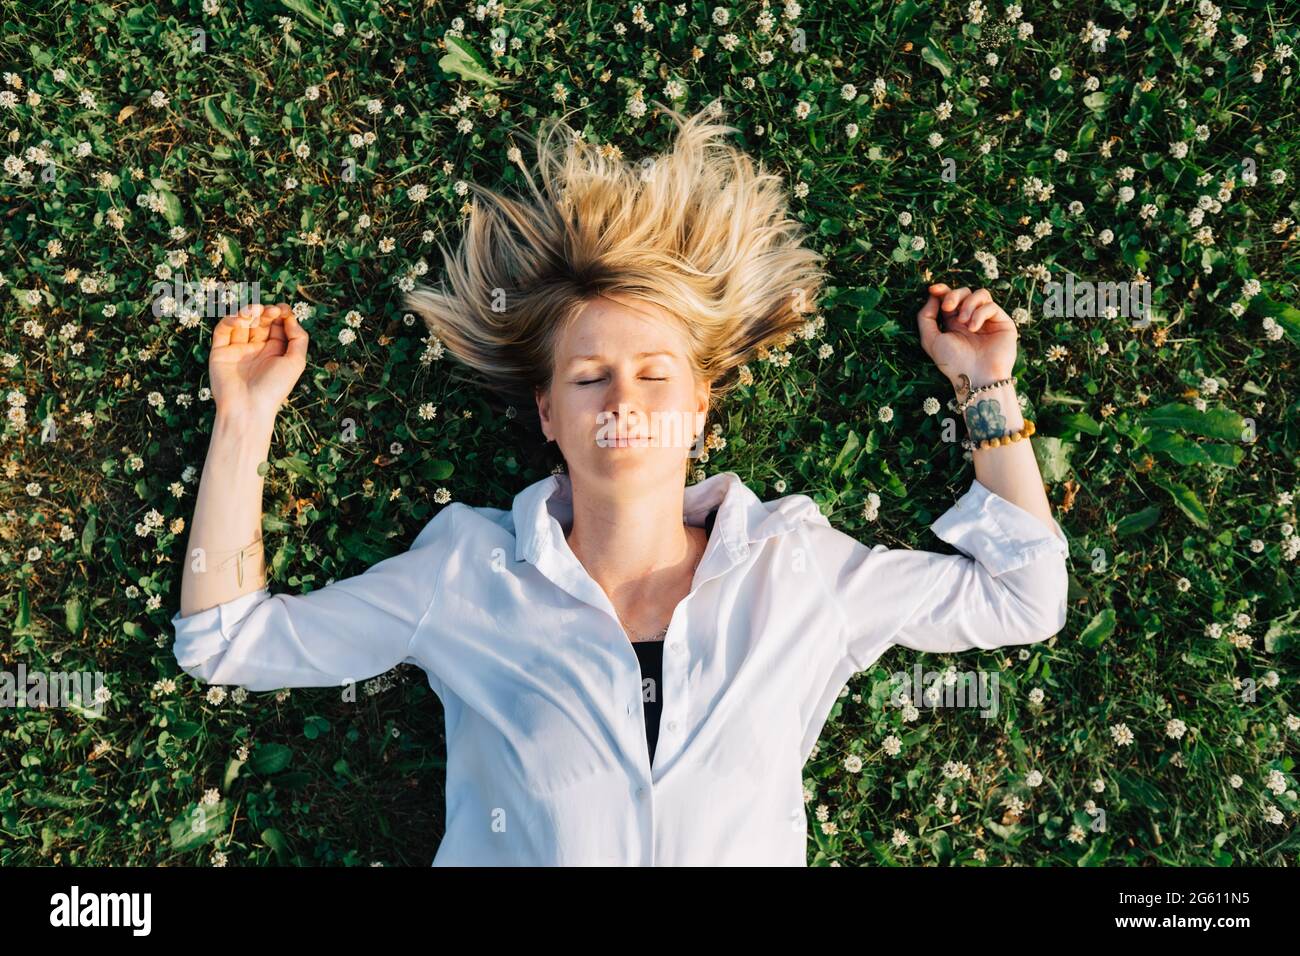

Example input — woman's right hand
[209,302,310,424]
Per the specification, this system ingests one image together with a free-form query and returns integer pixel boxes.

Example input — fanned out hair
[404,99,831,460]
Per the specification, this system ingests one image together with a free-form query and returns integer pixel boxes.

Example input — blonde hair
[404,100,831,459]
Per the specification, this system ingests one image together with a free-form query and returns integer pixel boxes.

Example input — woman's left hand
[916,283,1019,391]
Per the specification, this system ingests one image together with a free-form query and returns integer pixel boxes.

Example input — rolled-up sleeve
[810,479,1070,671]
[170,504,458,691]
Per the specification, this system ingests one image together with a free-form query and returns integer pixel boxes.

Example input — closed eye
[575,377,668,385]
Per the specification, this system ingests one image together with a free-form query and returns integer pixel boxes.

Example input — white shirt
[171,469,1070,865]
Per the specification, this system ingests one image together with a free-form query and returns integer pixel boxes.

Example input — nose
[599,372,649,438]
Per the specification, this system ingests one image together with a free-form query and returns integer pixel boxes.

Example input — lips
[602,436,653,446]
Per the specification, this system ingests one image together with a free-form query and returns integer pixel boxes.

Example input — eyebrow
[566,350,678,365]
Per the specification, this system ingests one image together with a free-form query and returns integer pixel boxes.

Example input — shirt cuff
[170,586,272,670]
[929,478,1069,577]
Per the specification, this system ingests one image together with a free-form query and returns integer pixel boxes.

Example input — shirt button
[667,720,678,732]
[669,641,685,654]
[635,786,647,799]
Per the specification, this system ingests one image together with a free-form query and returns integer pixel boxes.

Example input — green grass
[1,0,1298,865]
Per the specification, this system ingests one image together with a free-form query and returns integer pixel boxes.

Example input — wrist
[212,410,276,458]
[958,380,1025,440]
[949,369,1015,395]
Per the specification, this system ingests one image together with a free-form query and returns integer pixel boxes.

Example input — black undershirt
[630,508,716,765]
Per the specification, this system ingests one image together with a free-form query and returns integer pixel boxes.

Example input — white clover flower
[1265,769,1287,795]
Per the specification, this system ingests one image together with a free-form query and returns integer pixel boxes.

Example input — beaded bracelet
[961,418,1036,452]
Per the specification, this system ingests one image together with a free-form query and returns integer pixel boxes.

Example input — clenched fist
[208,302,310,425]
[916,283,1018,391]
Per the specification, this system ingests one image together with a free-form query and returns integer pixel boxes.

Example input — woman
[172,103,1070,866]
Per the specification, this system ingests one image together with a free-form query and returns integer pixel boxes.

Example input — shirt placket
[527,513,750,865]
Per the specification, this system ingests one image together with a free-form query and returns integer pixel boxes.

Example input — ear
[694,375,712,436]
[535,385,552,441]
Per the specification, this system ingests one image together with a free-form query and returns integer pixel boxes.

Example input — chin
[580,451,687,481]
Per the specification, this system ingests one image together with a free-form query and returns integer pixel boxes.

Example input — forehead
[556,296,689,362]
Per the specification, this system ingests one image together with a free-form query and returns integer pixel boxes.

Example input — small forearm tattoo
[964,398,1007,442]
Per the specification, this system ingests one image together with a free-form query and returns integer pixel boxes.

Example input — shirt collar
[511,470,828,569]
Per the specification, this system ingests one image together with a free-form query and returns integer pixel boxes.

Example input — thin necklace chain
[617,525,706,643]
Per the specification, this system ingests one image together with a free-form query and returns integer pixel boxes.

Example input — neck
[563,473,701,604]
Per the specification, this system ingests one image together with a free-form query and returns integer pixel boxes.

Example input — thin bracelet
[947,374,1018,416]
[210,535,265,588]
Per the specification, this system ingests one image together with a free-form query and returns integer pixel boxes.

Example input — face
[536,295,710,491]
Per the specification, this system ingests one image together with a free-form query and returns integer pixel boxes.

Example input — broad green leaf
[831,429,861,479]
[14,590,29,634]
[1140,403,1244,441]
[439,35,502,88]
[169,800,231,852]
[1057,412,1102,436]
[920,39,955,79]
[279,0,337,30]
[262,828,289,864]
[158,189,183,226]
[1079,608,1116,648]
[1146,430,1216,466]
[170,720,202,739]
[1031,435,1073,483]
[224,758,244,791]
[64,597,83,635]
[1114,505,1161,536]
[1149,473,1210,528]
[927,829,953,864]
[425,459,455,480]
[1251,294,1300,346]
[250,742,294,775]
[81,512,96,557]
[203,95,238,142]
[1082,91,1109,112]
[222,235,243,270]
[841,287,883,312]
[23,790,92,810]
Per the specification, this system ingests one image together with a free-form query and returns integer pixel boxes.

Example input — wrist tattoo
[964,398,1007,442]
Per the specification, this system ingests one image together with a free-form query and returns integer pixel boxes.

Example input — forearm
[178,412,276,617]
[955,379,1063,543]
